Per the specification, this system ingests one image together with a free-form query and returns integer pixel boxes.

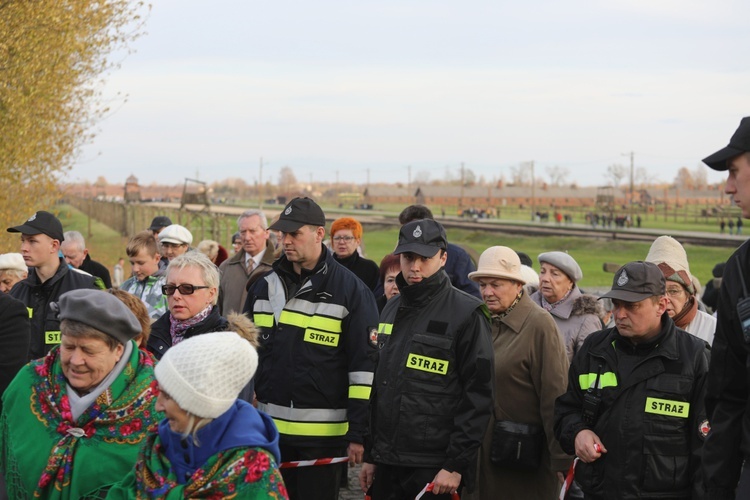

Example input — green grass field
[55,204,736,291]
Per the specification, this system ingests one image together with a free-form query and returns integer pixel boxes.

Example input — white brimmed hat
[158,224,193,246]
[469,246,526,284]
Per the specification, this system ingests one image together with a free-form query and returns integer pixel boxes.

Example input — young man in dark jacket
[702,116,750,498]
[554,261,710,499]
[360,219,494,499]
[7,211,98,360]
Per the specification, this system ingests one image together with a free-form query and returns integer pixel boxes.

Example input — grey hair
[62,231,86,251]
[237,209,268,230]
[165,252,220,304]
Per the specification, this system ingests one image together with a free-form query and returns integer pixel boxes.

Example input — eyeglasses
[162,284,210,296]
[332,236,356,242]
[666,288,685,298]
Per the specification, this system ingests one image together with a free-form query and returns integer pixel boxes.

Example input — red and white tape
[279,456,349,469]
[415,483,460,500]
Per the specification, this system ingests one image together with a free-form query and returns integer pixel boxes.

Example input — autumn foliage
[0,0,148,251]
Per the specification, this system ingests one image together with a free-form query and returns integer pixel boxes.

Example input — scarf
[491,290,524,326]
[541,287,573,312]
[117,431,288,499]
[0,344,161,500]
[673,295,698,330]
[169,305,213,346]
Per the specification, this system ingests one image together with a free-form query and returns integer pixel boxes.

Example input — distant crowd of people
[2,117,750,499]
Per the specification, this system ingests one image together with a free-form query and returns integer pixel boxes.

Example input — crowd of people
[2,117,750,499]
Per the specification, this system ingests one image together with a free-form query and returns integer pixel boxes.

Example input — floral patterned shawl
[0,342,161,499]
[105,431,288,499]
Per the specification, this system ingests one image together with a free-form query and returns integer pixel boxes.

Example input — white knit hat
[154,331,258,419]
[0,253,27,273]
[158,224,193,245]
[645,235,695,295]
[469,246,526,284]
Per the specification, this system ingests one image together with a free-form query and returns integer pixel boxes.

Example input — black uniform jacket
[555,316,710,499]
[10,258,98,360]
[366,269,493,487]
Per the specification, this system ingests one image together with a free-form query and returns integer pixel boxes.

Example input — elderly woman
[0,289,161,499]
[147,252,223,359]
[107,288,152,350]
[530,251,601,363]
[376,253,401,312]
[196,239,229,267]
[330,217,379,291]
[645,235,716,344]
[157,224,193,262]
[464,247,571,500]
[106,331,287,499]
[0,252,28,293]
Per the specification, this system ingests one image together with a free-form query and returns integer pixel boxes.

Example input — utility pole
[258,157,264,210]
[460,162,465,210]
[622,151,634,224]
[407,165,412,194]
[529,161,536,222]
[366,168,370,187]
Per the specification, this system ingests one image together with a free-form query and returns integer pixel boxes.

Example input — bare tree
[674,167,695,190]
[692,164,708,190]
[413,170,431,185]
[635,167,659,188]
[278,166,298,193]
[546,166,570,187]
[509,163,532,186]
[605,164,628,187]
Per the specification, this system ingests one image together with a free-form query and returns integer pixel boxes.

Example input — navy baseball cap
[269,198,326,232]
[394,219,448,258]
[7,211,65,242]
[600,261,666,303]
[703,117,750,171]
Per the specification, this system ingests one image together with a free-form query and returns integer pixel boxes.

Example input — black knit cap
[7,211,65,242]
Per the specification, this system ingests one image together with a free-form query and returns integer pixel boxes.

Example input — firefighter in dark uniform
[244,197,379,500]
[554,261,710,499]
[359,219,494,499]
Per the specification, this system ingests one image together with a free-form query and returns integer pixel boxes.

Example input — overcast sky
[71,0,747,188]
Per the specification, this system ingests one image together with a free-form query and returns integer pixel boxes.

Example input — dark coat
[0,293,30,414]
[10,258,98,360]
[147,306,228,360]
[79,253,112,289]
[333,251,379,292]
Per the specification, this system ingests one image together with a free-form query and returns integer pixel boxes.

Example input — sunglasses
[162,284,210,296]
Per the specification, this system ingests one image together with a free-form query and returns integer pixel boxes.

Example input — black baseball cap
[600,261,665,303]
[703,116,750,171]
[7,211,65,242]
[269,197,326,232]
[148,216,173,231]
[394,219,448,258]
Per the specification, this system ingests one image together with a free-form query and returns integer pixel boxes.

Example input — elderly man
[0,289,161,499]
[359,219,494,499]
[218,209,274,315]
[0,253,28,293]
[6,211,98,360]
[554,261,710,499]
[701,116,750,498]
[60,230,112,289]
[244,197,379,500]
[158,224,193,262]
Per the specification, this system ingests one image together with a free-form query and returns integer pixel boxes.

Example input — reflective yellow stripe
[645,397,690,418]
[406,353,449,375]
[279,310,342,333]
[27,307,33,319]
[578,372,618,390]
[349,385,371,400]
[45,331,61,345]
[304,329,340,347]
[253,313,274,328]
[272,419,349,437]
[377,323,393,335]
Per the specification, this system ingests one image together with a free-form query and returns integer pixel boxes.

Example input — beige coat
[466,292,572,500]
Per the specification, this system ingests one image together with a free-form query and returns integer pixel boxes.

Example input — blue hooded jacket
[158,400,281,484]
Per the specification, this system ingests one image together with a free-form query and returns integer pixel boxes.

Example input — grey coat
[530,287,602,363]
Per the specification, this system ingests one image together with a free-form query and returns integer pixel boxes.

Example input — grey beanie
[54,289,140,344]
[538,251,583,283]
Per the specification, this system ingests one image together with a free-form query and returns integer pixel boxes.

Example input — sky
[70,0,749,188]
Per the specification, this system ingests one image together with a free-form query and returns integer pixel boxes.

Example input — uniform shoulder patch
[699,419,710,439]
